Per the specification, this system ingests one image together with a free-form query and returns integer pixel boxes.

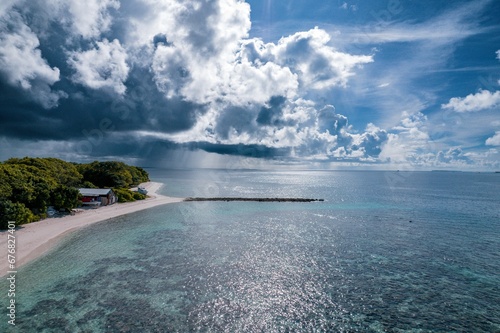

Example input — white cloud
[22,0,120,40]
[343,0,490,46]
[486,131,500,146]
[64,0,120,39]
[151,45,188,99]
[0,11,64,108]
[442,90,500,112]
[0,0,120,107]
[429,49,500,153]
[68,39,129,95]
[148,0,253,103]
[496,49,500,61]
[272,28,373,90]
[226,58,299,105]
[339,2,357,12]
[376,111,500,169]
[435,148,472,165]
[379,112,432,164]
[348,23,485,45]
[140,0,372,106]
[140,1,376,161]
[0,0,16,17]
[152,26,372,105]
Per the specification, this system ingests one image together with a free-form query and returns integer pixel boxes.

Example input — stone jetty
[184,197,324,202]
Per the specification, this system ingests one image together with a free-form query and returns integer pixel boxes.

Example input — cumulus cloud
[63,0,120,39]
[138,2,376,161]
[379,112,431,164]
[442,90,500,112]
[0,11,64,108]
[318,105,347,133]
[377,111,489,169]
[151,21,372,105]
[486,131,500,146]
[146,0,253,103]
[0,0,381,163]
[68,39,129,95]
[139,96,388,162]
[20,0,120,40]
[249,28,373,90]
[497,49,500,61]
[0,0,16,17]
[0,0,120,107]
[436,148,472,165]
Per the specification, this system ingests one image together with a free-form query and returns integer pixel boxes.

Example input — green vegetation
[0,159,81,228]
[0,158,150,229]
[113,188,147,203]
[6,157,83,187]
[77,161,149,188]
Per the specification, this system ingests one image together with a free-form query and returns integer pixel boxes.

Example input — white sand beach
[0,182,184,275]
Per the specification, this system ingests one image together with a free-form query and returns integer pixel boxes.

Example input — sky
[0,0,499,170]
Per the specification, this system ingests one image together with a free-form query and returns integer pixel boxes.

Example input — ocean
[2,170,499,332]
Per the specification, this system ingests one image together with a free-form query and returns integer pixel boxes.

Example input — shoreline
[0,182,184,276]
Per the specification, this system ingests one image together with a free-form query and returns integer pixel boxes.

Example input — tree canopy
[0,157,149,229]
[5,157,83,187]
[77,161,149,188]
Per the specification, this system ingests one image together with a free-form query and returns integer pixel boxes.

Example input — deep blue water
[1,170,499,332]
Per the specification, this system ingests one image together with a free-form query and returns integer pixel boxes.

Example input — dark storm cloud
[1,2,160,137]
[70,134,290,165]
[193,142,290,158]
[0,0,205,157]
[0,64,205,142]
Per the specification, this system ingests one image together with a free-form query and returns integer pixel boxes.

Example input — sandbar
[0,182,183,276]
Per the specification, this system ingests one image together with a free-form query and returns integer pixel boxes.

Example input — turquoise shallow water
[1,170,500,332]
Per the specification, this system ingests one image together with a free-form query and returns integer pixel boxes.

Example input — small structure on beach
[79,188,117,207]
[138,186,148,195]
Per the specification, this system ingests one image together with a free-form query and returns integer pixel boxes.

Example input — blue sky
[0,0,499,169]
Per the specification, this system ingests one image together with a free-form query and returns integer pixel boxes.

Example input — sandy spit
[0,182,183,276]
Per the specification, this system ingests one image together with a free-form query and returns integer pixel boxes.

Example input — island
[0,158,184,274]
[0,158,153,229]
